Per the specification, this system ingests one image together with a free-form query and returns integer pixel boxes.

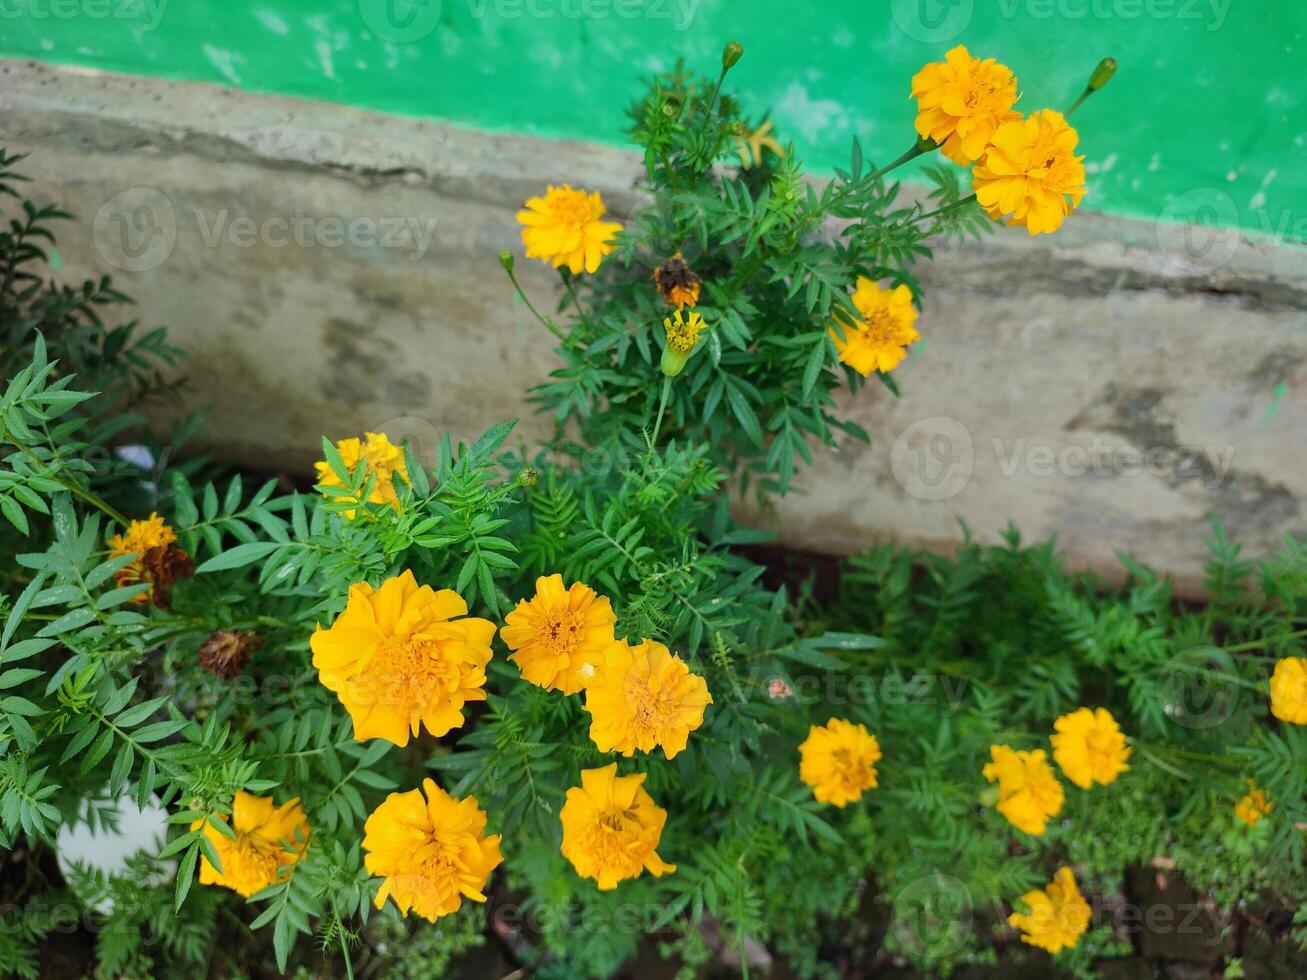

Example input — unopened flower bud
[517,466,539,489]
[499,249,514,272]
[722,41,744,71]
[1087,57,1117,93]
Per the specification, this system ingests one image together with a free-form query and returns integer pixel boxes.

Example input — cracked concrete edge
[3,57,1306,303]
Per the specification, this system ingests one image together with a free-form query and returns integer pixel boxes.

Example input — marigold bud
[722,41,744,71]
[1087,57,1117,93]
[498,249,514,272]
[516,466,540,488]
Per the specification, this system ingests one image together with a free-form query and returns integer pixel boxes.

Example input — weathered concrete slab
[2,59,1305,596]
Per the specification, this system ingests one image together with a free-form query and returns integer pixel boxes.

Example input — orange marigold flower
[1234,781,1273,827]
[829,278,919,376]
[911,45,1020,165]
[1269,656,1307,724]
[973,109,1087,236]
[106,513,193,608]
[196,791,309,898]
[309,570,495,746]
[983,745,1064,836]
[1008,866,1091,954]
[517,185,622,275]
[314,431,409,517]
[500,574,616,695]
[583,639,711,760]
[799,718,882,807]
[1050,707,1131,789]
[560,763,675,890]
[363,778,502,922]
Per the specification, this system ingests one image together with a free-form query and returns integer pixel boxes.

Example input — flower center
[365,636,460,706]
[549,193,592,228]
[859,308,899,346]
[584,808,647,867]
[626,676,680,736]
[536,608,585,656]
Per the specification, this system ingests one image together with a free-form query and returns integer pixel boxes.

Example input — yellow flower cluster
[1270,656,1307,724]
[196,791,310,898]
[297,570,711,908]
[798,717,881,807]
[911,45,1087,236]
[1008,866,1092,953]
[829,278,920,378]
[314,431,409,517]
[516,185,622,275]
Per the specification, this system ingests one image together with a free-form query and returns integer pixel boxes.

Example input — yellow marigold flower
[983,745,1064,836]
[653,253,702,309]
[560,763,676,890]
[1008,866,1091,954]
[910,45,1020,166]
[1234,781,1273,827]
[314,431,409,517]
[106,513,193,608]
[1269,656,1307,724]
[517,185,622,275]
[798,718,882,807]
[735,119,784,169]
[500,574,616,695]
[663,309,707,354]
[363,778,502,922]
[196,791,309,898]
[309,570,495,747]
[1050,707,1131,789]
[973,109,1087,236]
[583,639,712,760]
[829,278,919,376]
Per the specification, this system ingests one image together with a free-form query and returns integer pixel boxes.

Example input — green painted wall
[2,0,1303,234]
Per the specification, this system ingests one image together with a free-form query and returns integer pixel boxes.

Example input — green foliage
[0,52,1302,980]
[524,59,987,497]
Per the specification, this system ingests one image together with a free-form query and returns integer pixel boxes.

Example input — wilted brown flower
[767,678,794,700]
[139,545,194,609]
[198,629,263,678]
[653,253,702,310]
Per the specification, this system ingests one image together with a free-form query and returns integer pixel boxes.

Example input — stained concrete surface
[2,59,1306,596]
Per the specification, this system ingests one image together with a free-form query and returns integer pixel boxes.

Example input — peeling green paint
[1,1,1304,233]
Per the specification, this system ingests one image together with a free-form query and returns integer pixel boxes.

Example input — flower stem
[560,269,584,317]
[919,193,978,222]
[868,138,937,183]
[651,377,672,445]
[504,266,568,344]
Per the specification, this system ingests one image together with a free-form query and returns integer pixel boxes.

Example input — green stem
[1065,88,1093,118]
[341,929,356,980]
[650,377,673,445]
[1224,628,1307,654]
[868,139,936,183]
[504,267,568,344]
[560,270,584,318]
[920,193,978,223]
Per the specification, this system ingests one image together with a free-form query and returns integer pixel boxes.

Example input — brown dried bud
[198,629,263,678]
[652,253,702,310]
[767,678,794,700]
[139,544,194,609]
